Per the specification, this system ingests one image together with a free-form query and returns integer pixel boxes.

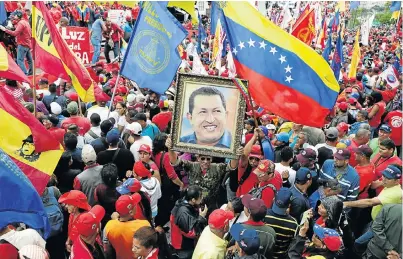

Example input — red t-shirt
[376,88,398,104]
[384,110,403,146]
[368,101,386,128]
[0,243,18,259]
[48,127,66,146]
[259,171,283,208]
[153,152,178,180]
[348,139,360,167]
[152,112,172,132]
[61,116,91,136]
[371,154,402,179]
[237,160,257,197]
[354,163,376,199]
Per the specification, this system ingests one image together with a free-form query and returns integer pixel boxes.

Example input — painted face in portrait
[187,94,228,145]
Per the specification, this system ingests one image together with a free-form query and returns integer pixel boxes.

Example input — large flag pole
[31,2,37,118]
[107,74,120,118]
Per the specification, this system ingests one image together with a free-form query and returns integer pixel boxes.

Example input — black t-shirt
[97,148,135,180]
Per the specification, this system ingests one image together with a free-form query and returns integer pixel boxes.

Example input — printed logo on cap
[91,224,96,230]
[301,150,306,155]
[258,163,265,170]
[338,150,343,154]
[306,173,311,179]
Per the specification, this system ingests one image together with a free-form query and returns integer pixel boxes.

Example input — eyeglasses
[200,157,211,162]
[249,157,260,162]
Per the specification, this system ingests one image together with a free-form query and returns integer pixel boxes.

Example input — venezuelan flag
[220,2,339,127]
[348,30,360,79]
[32,2,95,102]
[0,88,63,194]
[0,44,30,83]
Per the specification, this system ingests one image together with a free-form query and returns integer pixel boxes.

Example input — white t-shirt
[274,163,297,186]
[130,136,153,162]
[84,126,102,144]
[0,229,46,250]
[86,106,110,123]
[315,143,337,154]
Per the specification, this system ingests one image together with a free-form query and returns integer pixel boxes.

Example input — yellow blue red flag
[0,88,63,194]
[219,2,339,127]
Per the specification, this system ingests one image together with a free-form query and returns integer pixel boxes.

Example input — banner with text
[60,26,93,65]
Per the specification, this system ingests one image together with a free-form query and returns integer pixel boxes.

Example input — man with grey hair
[348,128,371,167]
[60,17,69,27]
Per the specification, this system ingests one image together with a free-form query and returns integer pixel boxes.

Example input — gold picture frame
[170,73,247,159]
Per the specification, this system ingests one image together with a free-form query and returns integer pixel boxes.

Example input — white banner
[361,14,375,46]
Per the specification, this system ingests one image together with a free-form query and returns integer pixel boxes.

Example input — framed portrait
[170,73,247,159]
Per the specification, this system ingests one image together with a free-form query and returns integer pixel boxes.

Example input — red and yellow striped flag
[0,43,30,83]
[0,88,64,194]
[32,2,95,102]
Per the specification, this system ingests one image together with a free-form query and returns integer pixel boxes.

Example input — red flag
[32,2,95,102]
[318,19,328,50]
[292,8,316,46]
[292,4,310,31]
[0,43,30,83]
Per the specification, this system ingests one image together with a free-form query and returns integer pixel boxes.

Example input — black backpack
[248,183,277,200]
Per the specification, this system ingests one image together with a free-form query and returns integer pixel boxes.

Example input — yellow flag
[391,11,400,20]
[168,1,198,25]
[348,30,360,79]
[336,1,346,12]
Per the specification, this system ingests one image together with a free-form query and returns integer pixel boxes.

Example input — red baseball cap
[249,145,263,159]
[58,190,91,211]
[113,96,124,104]
[345,87,353,93]
[138,144,152,154]
[65,92,78,102]
[208,209,234,229]
[253,159,275,176]
[338,102,348,112]
[115,193,142,216]
[133,161,152,178]
[158,100,169,109]
[348,97,357,105]
[95,91,110,102]
[75,205,105,237]
[337,122,349,133]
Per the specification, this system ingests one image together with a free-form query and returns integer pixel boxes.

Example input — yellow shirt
[104,219,150,259]
[192,226,227,259]
[371,184,402,220]
[277,122,293,134]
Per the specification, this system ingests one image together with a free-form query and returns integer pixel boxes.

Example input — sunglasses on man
[200,157,212,162]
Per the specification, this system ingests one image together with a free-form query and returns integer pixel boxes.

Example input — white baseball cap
[126,122,142,135]
[50,102,62,115]
[266,124,276,130]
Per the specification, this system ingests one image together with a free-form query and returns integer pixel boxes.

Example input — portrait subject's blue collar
[180,130,232,148]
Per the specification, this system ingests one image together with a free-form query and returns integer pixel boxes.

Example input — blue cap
[313,224,341,252]
[295,167,312,183]
[275,132,289,143]
[382,165,402,180]
[379,124,392,133]
[230,224,260,255]
[258,126,269,137]
[116,178,135,194]
[272,188,292,216]
[106,128,120,145]
[350,92,360,99]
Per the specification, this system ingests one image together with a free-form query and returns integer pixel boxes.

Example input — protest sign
[60,26,93,65]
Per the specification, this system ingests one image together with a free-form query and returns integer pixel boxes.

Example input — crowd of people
[0,1,402,259]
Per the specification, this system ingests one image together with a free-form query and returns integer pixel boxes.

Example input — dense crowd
[0,1,402,259]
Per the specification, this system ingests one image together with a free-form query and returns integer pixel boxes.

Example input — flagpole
[31,1,37,118]
[77,97,83,116]
[107,74,120,118]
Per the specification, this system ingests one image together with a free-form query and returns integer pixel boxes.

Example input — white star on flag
[285,75,293,83]
[232,48,238,55]
[279,55,286,64]
[269,47,277,55]
[248,38,255,47]
[259,41,267,49]
[285,65,292,73]
[238,41,245,49]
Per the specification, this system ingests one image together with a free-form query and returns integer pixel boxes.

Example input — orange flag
[32,2,95,102]
[292,8,316,46]
[0,43,30,83]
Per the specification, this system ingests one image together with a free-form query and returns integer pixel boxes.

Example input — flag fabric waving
[32,2,95,102]
[292,4,310,31]
[331,32,344,80]
[0,148,50,238]
[322,33,332,62]
[348,30,360,79]
[317,17,327,50]
[0,44,30,83]
[120,1,187,95]
[197,13,207,54]
[0,88,64,195]
[211,18,226,70]
[220,2,339,127]
[350,1,360,10]
[291,8,316,46]
[0,2,7,24]
[380,66,400,88]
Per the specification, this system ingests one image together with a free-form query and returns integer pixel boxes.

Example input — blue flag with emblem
[120,1,187,94]
[0,148,50,238]
[331,32,344,79]
[0,2,6,24]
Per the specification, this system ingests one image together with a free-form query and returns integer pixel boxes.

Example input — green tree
[375,10,395,25]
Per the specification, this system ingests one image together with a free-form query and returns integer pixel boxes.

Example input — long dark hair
[101,163,118,188]
[152,133,168,156]
[138,190,153,227]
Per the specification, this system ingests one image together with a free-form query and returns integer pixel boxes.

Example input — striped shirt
[4,85,24,103]
[264,209,298,259]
